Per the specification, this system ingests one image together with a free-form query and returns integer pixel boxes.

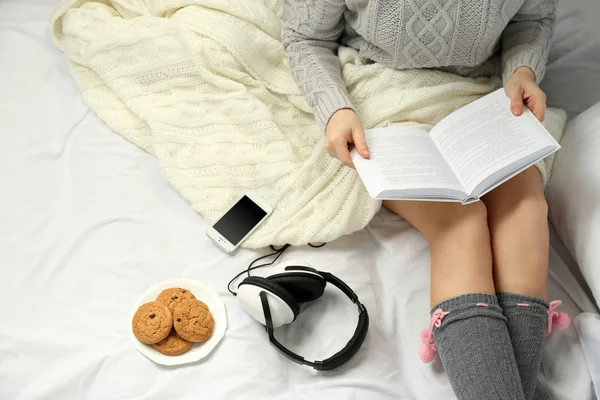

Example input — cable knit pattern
[283,0,557,130]
[50,0,565,248]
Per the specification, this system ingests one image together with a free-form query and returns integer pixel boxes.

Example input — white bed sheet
[0,1,599,399]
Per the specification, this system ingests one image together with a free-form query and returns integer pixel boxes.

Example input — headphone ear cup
[237,276,300,328]
[269,273,327,303]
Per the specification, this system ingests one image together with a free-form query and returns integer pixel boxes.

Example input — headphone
[234,260,369,371]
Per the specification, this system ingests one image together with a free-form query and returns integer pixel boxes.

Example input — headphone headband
[259,268,369,371]
[319,271,358,303]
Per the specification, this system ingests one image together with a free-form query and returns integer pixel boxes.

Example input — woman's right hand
[324,109,370,169]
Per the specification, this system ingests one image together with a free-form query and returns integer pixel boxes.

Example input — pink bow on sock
[546,300,571,337]
[419,308,449,363]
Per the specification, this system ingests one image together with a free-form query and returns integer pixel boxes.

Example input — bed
[1,0,599,399]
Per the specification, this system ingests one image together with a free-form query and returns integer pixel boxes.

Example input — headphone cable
[226,242,327,296]
[226,244,289,296]
[227,244,290,296]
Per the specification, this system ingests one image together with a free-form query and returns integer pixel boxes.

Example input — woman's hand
[325,109,370,168]
[504,66,547,121]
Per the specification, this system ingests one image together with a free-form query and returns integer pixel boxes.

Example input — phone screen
[213,196,267,245]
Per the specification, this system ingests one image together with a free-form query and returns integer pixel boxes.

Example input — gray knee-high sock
[497,293,548,400]
[431,293,525,400]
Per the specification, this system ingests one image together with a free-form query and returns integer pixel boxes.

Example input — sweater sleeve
[501,0,557,84]
[282,0,354,132]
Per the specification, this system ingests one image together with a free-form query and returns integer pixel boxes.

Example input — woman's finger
[324,140,335,157]
[505,84,525,116]
[530,99,546,121]
[524,87,546,121]
[335,138,354,168]
[351,125,370,159]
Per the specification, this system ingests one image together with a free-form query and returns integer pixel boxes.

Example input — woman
[282,1,569,399]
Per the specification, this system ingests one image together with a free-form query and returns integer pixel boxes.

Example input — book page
[430,89,558,194]
[351,127,464,194]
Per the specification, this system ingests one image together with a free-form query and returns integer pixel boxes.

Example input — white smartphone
[206,191,273,254]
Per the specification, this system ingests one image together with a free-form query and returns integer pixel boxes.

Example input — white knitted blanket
[50,0,565,248]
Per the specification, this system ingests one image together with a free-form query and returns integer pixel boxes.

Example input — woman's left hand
[504,66,546,121]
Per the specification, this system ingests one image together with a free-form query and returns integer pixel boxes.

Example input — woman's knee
[427,201,489,245]
[521,195,548,223]
[489,190,548,233]
[485,166,547,222]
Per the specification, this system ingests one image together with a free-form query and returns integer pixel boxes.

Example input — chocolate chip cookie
[156,287,197,314]
[152,329,193,356]
[132,301,173,344]
[173,299,214,343]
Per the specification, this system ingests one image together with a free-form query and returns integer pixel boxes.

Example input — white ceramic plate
[130,279,227,366]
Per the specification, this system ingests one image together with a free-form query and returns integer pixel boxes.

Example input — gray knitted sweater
[282,0,557,130]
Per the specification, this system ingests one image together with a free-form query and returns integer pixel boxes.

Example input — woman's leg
[482,167,550,399]
[383,200,495,306]
[384,200,525,400]
[483,166,549,300]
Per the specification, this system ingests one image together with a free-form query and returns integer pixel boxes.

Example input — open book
[351,89,560,204]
